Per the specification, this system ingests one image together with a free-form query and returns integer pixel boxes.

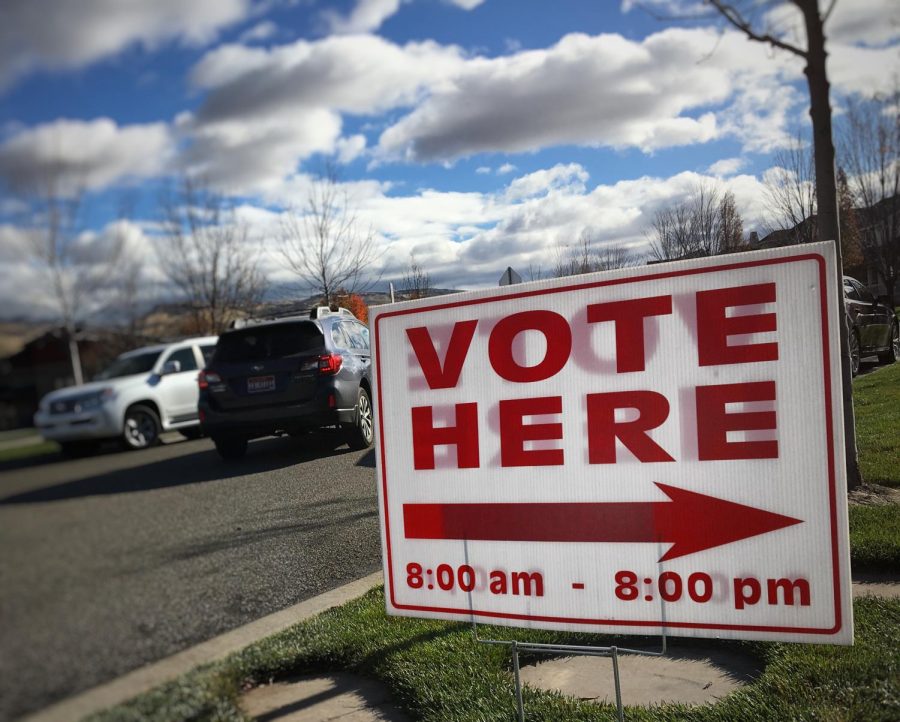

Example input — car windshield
[95,350,162,380]
[214,322,324,363]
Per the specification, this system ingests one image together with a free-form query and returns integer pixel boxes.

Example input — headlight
[77,388,117,411]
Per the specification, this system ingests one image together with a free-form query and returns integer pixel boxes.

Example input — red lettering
[406,321,478,389]
[499,396,564,467]
[696,283,778,366]
[733,577,762,610]
[411,403,480,469]
[587,296,672,373]
[695,382,778,460]
[488,311,571,383]
[586,391,675,464]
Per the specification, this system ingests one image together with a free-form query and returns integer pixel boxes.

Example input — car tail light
[318,353,343,375]
[198,370,222,389]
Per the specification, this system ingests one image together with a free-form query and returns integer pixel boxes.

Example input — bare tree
[718,190,746,253]
[554,230,635,277]
[840,88,900,306]
[108,254,148,345]
[763,132,818,245]
[10,174,125,385]
[703,0,861,487]
[158,177,265,335]
[648,183,745,260]
[836,168,865,273]
[649,202,697,262]
[402,254,431,299]
[524,263,544,282]
[281,169,380,305]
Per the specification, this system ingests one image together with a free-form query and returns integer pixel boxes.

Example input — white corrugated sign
[370,242,853,644]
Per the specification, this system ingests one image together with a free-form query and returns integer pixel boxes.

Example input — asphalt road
[0,433,381,721]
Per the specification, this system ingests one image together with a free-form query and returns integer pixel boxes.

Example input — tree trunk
[800,1,861,489]
[67,328,84,386]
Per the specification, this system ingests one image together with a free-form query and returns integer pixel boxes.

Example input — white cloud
[0,162,778,315]
[239,20,278,43]
[505,163,588,201]
[445,0,486,9]
[182,17,896,189]
[707,157,745,177]
[765,0,900,49]
[185,34,466,190]
[181,108,342,193]
[497,163,517,174]
[376,28,800,161]
[336,134,368,164]
[476,166,491,174]
[0,118,172,194]
[322,0,405,35]
[191,36,465,120]
[0,0,252,91]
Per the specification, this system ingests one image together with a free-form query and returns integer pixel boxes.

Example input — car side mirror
[162,360,182,375]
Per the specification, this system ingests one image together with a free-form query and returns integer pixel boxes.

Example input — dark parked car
[198,307,373,460]
[843,276,898,375]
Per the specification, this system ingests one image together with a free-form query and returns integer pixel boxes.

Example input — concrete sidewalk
[23,572,383,722]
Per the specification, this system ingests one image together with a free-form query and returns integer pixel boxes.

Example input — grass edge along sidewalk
[88,591,899,722]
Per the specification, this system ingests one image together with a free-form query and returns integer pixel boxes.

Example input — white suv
[34,336,218,456]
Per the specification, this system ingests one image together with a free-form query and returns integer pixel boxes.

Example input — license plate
[247,375,276,393]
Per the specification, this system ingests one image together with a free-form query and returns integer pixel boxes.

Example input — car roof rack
[227,306,356,330]
[229,310,308,329]
[309,306,356,320]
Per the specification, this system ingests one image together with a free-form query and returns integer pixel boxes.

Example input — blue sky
[0,0,898,318]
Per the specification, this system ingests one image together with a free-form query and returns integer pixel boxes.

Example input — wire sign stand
[463,542,669,722]
[470,620,667,722]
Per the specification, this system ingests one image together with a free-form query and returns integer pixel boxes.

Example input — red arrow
[403,483,802,561]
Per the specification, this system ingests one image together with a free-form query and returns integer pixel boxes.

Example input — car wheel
[213,436,248,460]
[179,426,203,441]
[877,322,899,364]
[60,441,99,458]
[345,387,374,450]
[122,405,162,450]
[849,329,861,377]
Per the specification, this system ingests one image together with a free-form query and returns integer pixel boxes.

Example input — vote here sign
[370,242,852,645]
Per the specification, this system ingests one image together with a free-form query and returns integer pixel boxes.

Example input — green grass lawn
[850,505,900,572]
[0,439,59,463]
[90,591,900,722]
[0,427,42,442]
[854,362,900,487]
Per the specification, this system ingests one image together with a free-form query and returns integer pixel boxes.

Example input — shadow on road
[0,432,359,505]
[0,434,179,473]
[356,449,375,468]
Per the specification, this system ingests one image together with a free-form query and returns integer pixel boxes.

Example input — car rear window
[213,322,324,363]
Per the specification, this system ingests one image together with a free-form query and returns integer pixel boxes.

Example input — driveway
[0,433,381,721]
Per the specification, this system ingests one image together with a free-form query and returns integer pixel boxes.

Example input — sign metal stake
[464,540,662,720]
[471,623,665,721]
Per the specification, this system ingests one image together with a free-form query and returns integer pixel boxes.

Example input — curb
[23,572,383,722]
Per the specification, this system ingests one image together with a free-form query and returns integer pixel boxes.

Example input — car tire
[877,322,899,364]
[849,328,861,377]
[345,387,374,450]
[122,404,162,450]
[179,426,203,441]
[60,440,99,458]
[213,436,248,460]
